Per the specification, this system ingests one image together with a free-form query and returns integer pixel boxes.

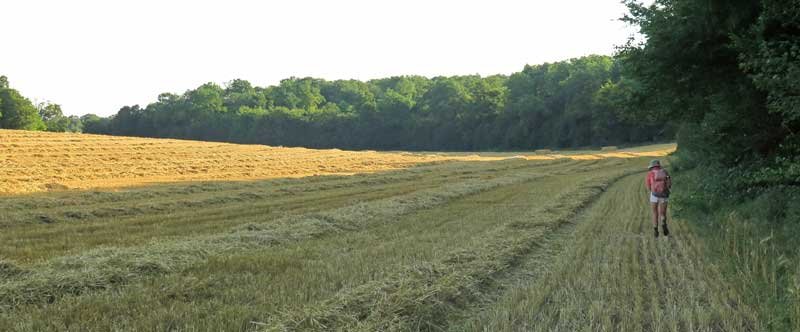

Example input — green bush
[675,165,800,331]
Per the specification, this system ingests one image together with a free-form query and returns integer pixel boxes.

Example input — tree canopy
[617,0,800,192]
[85,55,667,151]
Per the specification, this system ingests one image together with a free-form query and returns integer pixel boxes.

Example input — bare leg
[659,201,669,236]
[651,202,659,227]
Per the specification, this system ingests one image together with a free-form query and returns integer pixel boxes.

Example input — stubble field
[0,130,756,331]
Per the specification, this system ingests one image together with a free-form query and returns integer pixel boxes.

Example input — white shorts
[650,193,669,204]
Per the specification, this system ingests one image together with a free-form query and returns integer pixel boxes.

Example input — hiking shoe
[654,227,659,238]
[662,224,670,237]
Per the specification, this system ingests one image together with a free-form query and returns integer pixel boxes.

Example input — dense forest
[618,0,799,330]
[76,55,667,150]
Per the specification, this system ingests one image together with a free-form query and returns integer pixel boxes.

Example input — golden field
[0,129,674,195]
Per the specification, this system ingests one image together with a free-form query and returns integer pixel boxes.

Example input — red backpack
[651,168,671,197]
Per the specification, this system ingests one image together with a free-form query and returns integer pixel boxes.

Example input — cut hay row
[0,159,569,227]
[0,159,607,330]
[0,159,586,264]
[260,168,642,331]
[0,162,568,310]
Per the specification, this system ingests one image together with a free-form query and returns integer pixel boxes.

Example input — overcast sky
[2,0,642,116]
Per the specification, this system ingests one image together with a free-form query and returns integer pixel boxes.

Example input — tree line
[78,55,668,150]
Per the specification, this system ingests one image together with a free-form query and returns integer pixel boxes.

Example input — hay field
[0,132,755,331]
[0,129,674,194]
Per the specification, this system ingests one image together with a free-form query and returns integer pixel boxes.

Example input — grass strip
[0,165,553,311]
[260,167,642,331]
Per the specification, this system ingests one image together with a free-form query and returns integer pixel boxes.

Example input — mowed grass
[1,159,575,263]
[0,132,690,331]
[2,160,602,330]
[451,174,758,332]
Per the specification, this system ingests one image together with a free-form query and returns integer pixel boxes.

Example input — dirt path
[453,173,759,331]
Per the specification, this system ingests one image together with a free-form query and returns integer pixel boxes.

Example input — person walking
[645,159,671,238]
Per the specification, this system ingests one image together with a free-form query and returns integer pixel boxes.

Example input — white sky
[2,0,641,116]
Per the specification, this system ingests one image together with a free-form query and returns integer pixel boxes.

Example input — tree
[64,115,83,132]
[81,114,110,134]
[224,79,269,112]
[188,83,226,113]
[269,77,325,110]
[110,105,148,136]
[38,102,74,132]
[321,80,376,114]
[0,86,45,130]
